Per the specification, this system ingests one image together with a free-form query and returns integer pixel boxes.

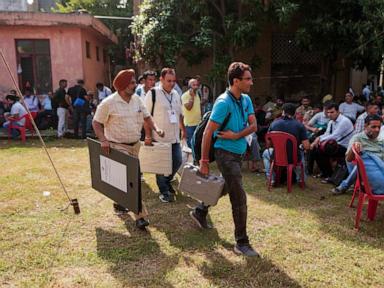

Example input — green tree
[55,0,133,66]
[272,0,384,91]
[132,0,268,87]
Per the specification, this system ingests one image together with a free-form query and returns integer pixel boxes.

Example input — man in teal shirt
[190,62,259,257]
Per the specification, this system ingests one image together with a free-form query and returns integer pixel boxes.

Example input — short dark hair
[227,62,251,85]
[160,68,175,78]
[302,96,310,100]
[59,79,67,85]
[366,100,378,108]
[143,70,156,79]
[324,101,339,111]
[77,79,85,85]
[365,114,381,125]
[96,82,104,88]
[313,103,323,110]
[282,103,296,116]
[6,94,19,102]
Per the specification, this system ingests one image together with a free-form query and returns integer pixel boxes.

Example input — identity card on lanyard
[168,110,178,123]
[163,90,178,124]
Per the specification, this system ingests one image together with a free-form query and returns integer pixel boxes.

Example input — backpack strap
[219,112,231,131]
[151,89,156,116]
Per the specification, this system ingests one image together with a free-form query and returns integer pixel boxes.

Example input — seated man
[262,103,310,183]
[36,94,53,129]
[23,88,39,113]
[295,96,312,122]
[2,94,27,139]
[354,101,379,134]
[334,115,384,195]
[302,103,322,125]
[304,103,330,175]
[305,103,330,137]
[332,114,383,195]
[339,91,365,123]
[264,97,284,121]
[310,102,354,179]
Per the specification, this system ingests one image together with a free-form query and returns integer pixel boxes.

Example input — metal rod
[0,49,72,203]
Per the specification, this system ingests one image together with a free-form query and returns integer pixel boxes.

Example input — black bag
[329,163,348,186]
[191,111,231,163]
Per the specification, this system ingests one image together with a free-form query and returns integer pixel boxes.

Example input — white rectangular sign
[100,155,127,192]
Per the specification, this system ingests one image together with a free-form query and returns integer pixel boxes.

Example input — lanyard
[226,90,246,127]
[161,89,173,109]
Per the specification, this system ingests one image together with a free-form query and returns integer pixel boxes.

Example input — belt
[216,148,244,159]
[114,141,139,146]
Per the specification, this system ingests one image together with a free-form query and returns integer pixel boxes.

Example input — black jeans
[313,145,347,177]
[73,107,87,138]
[196,148,249,245]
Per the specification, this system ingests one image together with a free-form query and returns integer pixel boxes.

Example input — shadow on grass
[95,181,301,287]
[96,227,179,287]
[244,170,384,250]
[96,219,302,287]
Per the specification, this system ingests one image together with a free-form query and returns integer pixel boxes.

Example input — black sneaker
[331,187,347,195]
[135,218,149,230]
[234,244,260,257]
[113,203,129,214]
[189,210,212,229]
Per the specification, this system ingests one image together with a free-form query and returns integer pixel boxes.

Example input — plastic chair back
[352,146,373,196]
[265,131,299,166]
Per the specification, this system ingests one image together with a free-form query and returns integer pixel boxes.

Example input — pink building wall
[0,12,117,100]
[80,29,111,93]
[0,26,84,98]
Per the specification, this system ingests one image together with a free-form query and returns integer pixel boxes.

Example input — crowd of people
[2,62,384,258]
[0,80,111,139]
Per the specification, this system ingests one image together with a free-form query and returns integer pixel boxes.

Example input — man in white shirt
[310,102,354,179]
[23,88,39,113]
[96,82,112,103]
[2,94,27,139]
[144,68,186,203]
[339,92,364,123]
[93,69,164,229]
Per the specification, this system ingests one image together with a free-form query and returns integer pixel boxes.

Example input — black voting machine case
[87,138,141,214]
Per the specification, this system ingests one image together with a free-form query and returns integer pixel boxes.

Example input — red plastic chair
[352,146,384,230]
[7,112,36,142]
[265,131,305,193]
[348,160,359,208]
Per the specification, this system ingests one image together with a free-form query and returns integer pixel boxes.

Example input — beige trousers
[110,142,148,220]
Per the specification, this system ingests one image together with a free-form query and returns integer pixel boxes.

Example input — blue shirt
[210,90,255,154]
[269,116,308,144]
[135,85,144,97]
[41,96,52,110]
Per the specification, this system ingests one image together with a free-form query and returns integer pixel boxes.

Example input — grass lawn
[1,138,384,287]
